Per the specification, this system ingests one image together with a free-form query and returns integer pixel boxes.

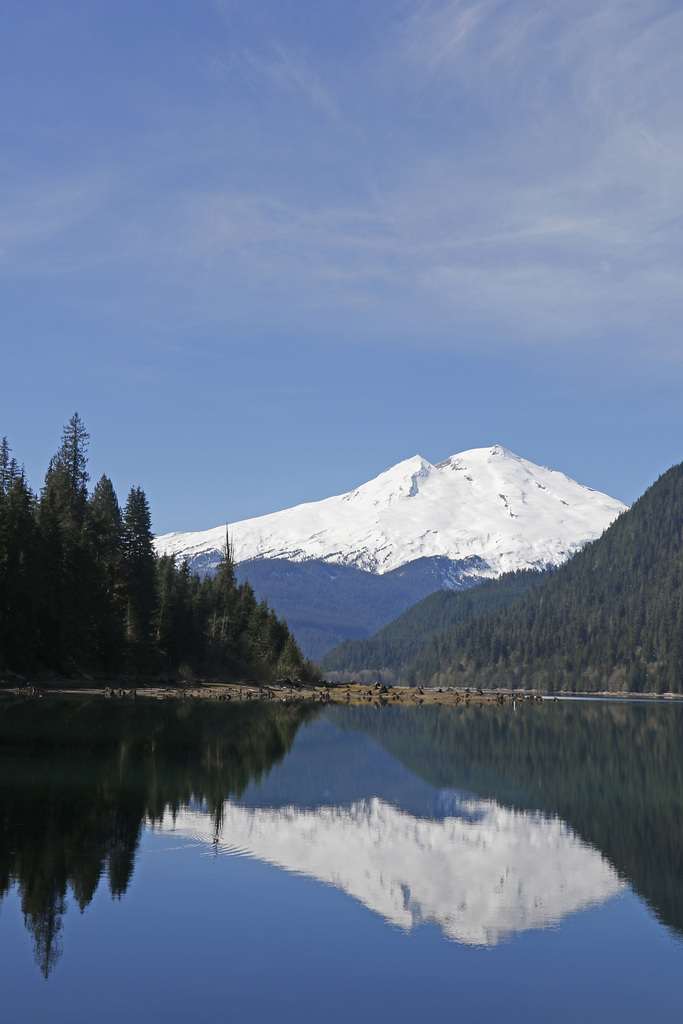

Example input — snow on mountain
[155,445,627,579]
[157,794,623,946]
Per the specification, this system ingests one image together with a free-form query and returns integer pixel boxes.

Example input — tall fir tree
[0,437,20,499]
[43,413,90,533]
[204,530,238,670]
[0,472,38,667]
[37,414,93,668]
[85,475,126,670]
[122,486,156,666]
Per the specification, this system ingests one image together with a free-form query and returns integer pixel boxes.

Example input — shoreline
[1,676,681,706]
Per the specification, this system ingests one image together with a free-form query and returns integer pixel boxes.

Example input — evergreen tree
[216,527,236,588]
[204,529,239,669]
[0,472,38,667]
[36,414,93,668]
[154,554,177,663]
[153,555,203,669]
[122,486,156,666]
[43,412,90,533]
[277,632,305,680]
[0,437,20,499]
[86,476,126,669]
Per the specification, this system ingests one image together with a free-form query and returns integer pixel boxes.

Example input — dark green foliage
[0,419,314,681]
[323,569,546,681]
[43,413,90,531]
[352,461,683,693]
[0,437,21,495]
[34,415,98,669]
[122,486,157,666]
[0,469,39,667]
[0,694,317,974]
[85,476,126,669]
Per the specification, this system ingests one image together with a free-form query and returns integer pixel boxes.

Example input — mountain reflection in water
[166,795,623,946]
[1,694,682,977]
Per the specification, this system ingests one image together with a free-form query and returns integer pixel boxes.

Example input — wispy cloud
[0,175,112,271]
[207,42,343,122]
[168,161,682,347]
[3,0,683,360]
[244,45,341,120]
[399,0,507,73]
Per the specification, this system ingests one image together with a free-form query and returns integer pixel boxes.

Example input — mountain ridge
[156,445,627,581]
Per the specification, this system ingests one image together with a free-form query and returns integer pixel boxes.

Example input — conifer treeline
[0,415,316,680]
[323,569,546,680]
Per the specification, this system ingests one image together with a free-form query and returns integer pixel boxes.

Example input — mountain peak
[436,444,514,470]
[155,445,628,579]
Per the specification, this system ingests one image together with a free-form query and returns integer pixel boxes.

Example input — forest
[323,568,546,680]
[0,415,317,682]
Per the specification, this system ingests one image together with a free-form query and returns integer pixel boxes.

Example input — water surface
[1,694,682,1022]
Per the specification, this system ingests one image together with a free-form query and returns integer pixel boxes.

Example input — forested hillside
[0,416,316,682]
[325,461,683,694]
[323,569,546,681]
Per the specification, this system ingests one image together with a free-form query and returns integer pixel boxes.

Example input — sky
[2,0,682,535]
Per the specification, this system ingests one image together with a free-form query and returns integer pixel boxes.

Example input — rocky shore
[1,677,549,706]
[5,674,680,703]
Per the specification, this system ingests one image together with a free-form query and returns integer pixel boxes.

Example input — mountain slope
[394,461,683,693]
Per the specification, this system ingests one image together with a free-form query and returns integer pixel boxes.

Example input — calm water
[1,694,683,1023]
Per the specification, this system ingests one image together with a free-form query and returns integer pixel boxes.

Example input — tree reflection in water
[2,694,683,976]
[0,694,317,976]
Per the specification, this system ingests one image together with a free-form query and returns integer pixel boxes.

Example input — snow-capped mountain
[155,445,627,579]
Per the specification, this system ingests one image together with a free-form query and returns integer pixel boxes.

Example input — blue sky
[2,0,682,533]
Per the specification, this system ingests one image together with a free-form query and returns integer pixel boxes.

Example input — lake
[1,693,682,1023]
